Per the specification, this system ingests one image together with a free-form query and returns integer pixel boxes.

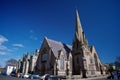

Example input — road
[0,74,111,80]
[0,75,39,80]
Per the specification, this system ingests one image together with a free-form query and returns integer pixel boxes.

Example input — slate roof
[45,37,72,59]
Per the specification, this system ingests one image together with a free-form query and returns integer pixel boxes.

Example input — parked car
[40,74,62,80]
[40,74,50,80]
[21,74,30,78]
[48,75,62,80]
[29,74,41,79]
[10,73,15,77]
[15,73,20,78]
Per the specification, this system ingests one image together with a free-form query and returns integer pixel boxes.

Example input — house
[3,64,16,75]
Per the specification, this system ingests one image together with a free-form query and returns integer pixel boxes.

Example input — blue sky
[0,0,120,67]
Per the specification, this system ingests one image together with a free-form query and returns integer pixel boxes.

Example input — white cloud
[29,30,38,40]
[0,35,11,52]
[0,45,7,50]
[13,44,24,47]
[0,51,7,55]
[0,35,8,45]
[30,30,34,33]
[30,35,38,40]
[0,45,13,52]
[12,47,18,50]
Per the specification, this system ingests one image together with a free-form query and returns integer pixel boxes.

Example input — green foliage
[115,56,120,69]
[6,59,17,66]
[116,56,120,62]
[0,68,3,72]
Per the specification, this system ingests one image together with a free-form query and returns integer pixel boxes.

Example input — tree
[115,56,120,69]
[6,59,17,66]
[116,56,120,62]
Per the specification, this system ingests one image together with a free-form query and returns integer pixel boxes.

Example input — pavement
[65,75,111,80]
[0,74,112,80]
[0,74,39,80]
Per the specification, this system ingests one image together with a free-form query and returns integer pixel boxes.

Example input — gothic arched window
[69,57,72,69]
[94,54,99,71]
[90,57,93,63]
[60,55,64,70]
[41,48,48,62]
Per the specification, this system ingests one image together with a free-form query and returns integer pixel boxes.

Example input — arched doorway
[41,64,45,75]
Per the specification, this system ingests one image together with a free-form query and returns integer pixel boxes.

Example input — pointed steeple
[75,9,83,43]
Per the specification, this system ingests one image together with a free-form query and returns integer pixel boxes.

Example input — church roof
[45,37,72,59]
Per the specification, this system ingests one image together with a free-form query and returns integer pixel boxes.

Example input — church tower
[72,9,88,78]
[73,9,88,51]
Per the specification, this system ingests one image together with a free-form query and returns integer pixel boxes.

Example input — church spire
[75,9,83,43]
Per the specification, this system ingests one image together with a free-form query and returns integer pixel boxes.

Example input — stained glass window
[60,55,64,70]
[94,54,99,71]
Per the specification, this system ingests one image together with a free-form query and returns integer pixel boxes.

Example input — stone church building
[17,50,39,75]
[36,10,105,78]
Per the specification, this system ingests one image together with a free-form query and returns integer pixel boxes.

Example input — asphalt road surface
[0,74,110,80]
[0,75,39,80]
